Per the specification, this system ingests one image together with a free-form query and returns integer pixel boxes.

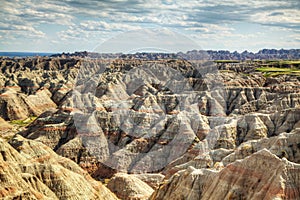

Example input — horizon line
[1,48,299,55]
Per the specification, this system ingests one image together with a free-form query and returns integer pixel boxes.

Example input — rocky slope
[0,117,12,131]
[107,173,154,200]
[151,148,300,200]
[0,56,299,199]
[0,57,79,120]
[0,134,118,199]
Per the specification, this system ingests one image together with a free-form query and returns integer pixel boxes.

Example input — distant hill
[202,49,300,60]
[0,52,55,57]
[1,49,299,60]
[50,49,300,60]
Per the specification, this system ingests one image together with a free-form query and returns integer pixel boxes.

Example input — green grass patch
[256,67,300,77]
[10,116,37,127]
[260,60,300,68]
[265,60,300,65]
[214,60,240,63]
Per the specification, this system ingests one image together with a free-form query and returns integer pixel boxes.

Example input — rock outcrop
[107,173,154,200]
[0,56,299,199]
[151,149,300,200]
[131,173,165,190]
[0,117,12,131]
[0,135,118,200]
[11,58,299,179]
[0,57,79,120]
[0,88,56,120]
[222,129,300,165]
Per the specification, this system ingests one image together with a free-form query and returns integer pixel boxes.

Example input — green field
[214,60,240,63]
[264,60,300,65]
[256,67,300,77]
[259,60,300,68]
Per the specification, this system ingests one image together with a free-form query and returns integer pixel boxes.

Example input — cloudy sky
[0,0,299,53]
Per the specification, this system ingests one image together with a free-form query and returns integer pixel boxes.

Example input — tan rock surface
[13,59,299,183]
[0,117,12,131]
[107,173,154,200]
[131,173,165,189]
[223,129,300,165]
[0,135,118,200]
[1,57,299,199]
[152,149,300,200]
[0,88,56,120]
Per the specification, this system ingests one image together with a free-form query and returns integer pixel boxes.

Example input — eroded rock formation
[0,56,299,199]
[0,135,118,199]
[151,149,300,200]
[107,173,154,200]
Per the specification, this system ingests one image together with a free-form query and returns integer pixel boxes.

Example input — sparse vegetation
[9,116,37,127]
[256,67,300,77]
[214,60,240,63]
[258,60,300,69]
[255,60,300,77]
[264,60,300,66]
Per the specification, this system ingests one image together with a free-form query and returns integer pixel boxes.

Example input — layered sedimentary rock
[107,173,154,200]
[131,173,165,190]
[0,117,12,131]
[151,149,300,200]
[222,129,300,165]
[0,88,56,120]
[0,135,118,199]
[14,59,299,177]
[0,57,79,120]
[0,56,299,199]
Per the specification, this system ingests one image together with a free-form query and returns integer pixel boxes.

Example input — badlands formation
[0,55,299,199]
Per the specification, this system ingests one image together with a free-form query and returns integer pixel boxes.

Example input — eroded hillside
[0,56,299,199]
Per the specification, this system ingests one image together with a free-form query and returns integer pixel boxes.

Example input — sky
[0,0,299,53]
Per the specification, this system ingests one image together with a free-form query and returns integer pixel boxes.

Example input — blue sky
[0,0,299,53]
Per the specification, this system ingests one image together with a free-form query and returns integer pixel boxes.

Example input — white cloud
[0,0,299,52]
[94,28,200,53]
[78,21,139,31]
[251,9,300,28]
[0,22,46,40]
